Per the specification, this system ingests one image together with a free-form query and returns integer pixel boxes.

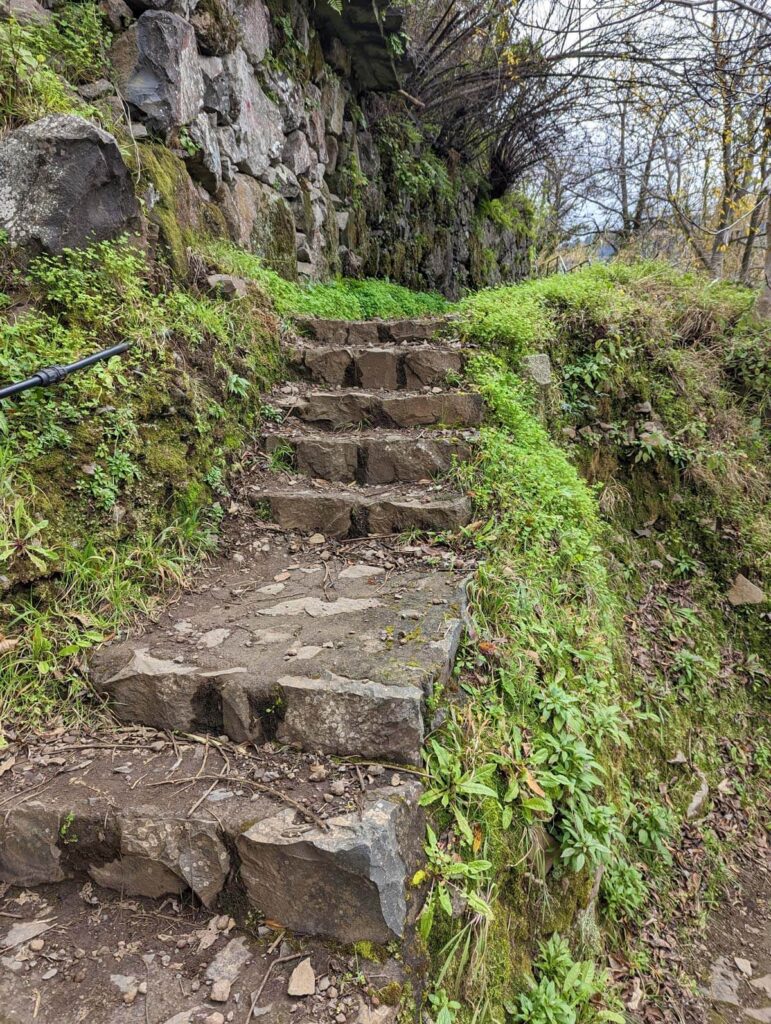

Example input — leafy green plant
[511,935,623,1024]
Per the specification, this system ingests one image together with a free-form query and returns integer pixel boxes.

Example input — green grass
[0,235,282,726]
[201,239,450,320]
[0,3,110,129]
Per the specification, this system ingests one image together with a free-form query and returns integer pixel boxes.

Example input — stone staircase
[0,316,483,1021]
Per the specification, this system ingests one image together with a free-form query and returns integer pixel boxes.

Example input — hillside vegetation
[1,235,768,1020]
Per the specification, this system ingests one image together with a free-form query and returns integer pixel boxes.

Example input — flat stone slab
[263,428,477,484]
[90,540,467,763]
[275,389,484,429]
[0,738,423,944]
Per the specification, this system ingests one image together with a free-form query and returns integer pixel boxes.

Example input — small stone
[205,1014,226,1024]
[308,533,325,546]
[726,574,766,606]
[390,773,401,787]
[191,979,201,992]
[735,957,753,977]
[29,939,45,952]
[309,764,328,782]
[123,987,138,1005]
[42,968,58,980]
[329,780,346,796]
[751,976,771,998]
[216,915,230,931]
[138,981,147,995]
[287,958,315,997]
[207,274,248,300]
[368,764,385,776]
[211,978,232,1002]
[686,775,709,819]
[327,986,338,999]
[634,401,653,414]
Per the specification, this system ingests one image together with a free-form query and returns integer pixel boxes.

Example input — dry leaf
[472,824,483,854]
[0,755,16,777]
[524,767,546,798]
[0,637,19,656]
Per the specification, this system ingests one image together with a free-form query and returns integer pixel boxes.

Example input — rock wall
[0,0,533,295]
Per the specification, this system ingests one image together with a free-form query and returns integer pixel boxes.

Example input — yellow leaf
[524,768,545,798]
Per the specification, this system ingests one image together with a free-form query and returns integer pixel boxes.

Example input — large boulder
[111,10,203,134]
[0,115,141,254]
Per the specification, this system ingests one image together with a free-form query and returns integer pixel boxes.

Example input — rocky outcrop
[0,115,141,253]
[1,0,531,290]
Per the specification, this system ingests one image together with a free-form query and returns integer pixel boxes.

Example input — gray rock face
[200,56,230,122]
[282,130,313,178]
[237,783,423,942]
[0,803,63,884]
[225,48,284,179]
[0,0,51,24]
[277,389,484,430]
[185,112,222,192]
[0,115,141,254]
[0,745,426,945]
[111,11,203,133]
[231,0,269,64]
[265,429,476,485]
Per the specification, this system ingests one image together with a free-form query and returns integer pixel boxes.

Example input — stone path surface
[0,315,480,1022]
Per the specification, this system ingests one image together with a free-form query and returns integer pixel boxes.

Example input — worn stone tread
[254,479,472,537]
[290,341,465,389]
[293,315,457,346]
[90,540,468,762]
[0,740,423,944]
[263,427,478,483]
[273,388,484,429]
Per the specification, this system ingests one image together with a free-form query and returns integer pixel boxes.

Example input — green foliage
[0,3,108,128]
[481,193,536,237]
[511,935,623,1024]
[376,117,456,206]
[0,236,281,725]
[202,239,450,319]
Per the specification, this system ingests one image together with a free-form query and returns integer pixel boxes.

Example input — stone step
[0,878,409,1023]
[274,389,484,430]
[0,739,423,944]
[290,342,465,389]
[263,428,477,484]
[254,479,472,537]
[293,315,455,346]
[90,540,468,764]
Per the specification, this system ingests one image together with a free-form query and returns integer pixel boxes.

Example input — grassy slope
[415,262,770,1022]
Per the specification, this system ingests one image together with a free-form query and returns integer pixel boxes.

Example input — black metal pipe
[0,342,133,401]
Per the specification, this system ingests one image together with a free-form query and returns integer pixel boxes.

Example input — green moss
[137,145,227,278]
[353,941,388,964]
[374,981,403,1006]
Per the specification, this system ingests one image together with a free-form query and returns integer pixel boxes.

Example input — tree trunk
[756,194,771,319]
